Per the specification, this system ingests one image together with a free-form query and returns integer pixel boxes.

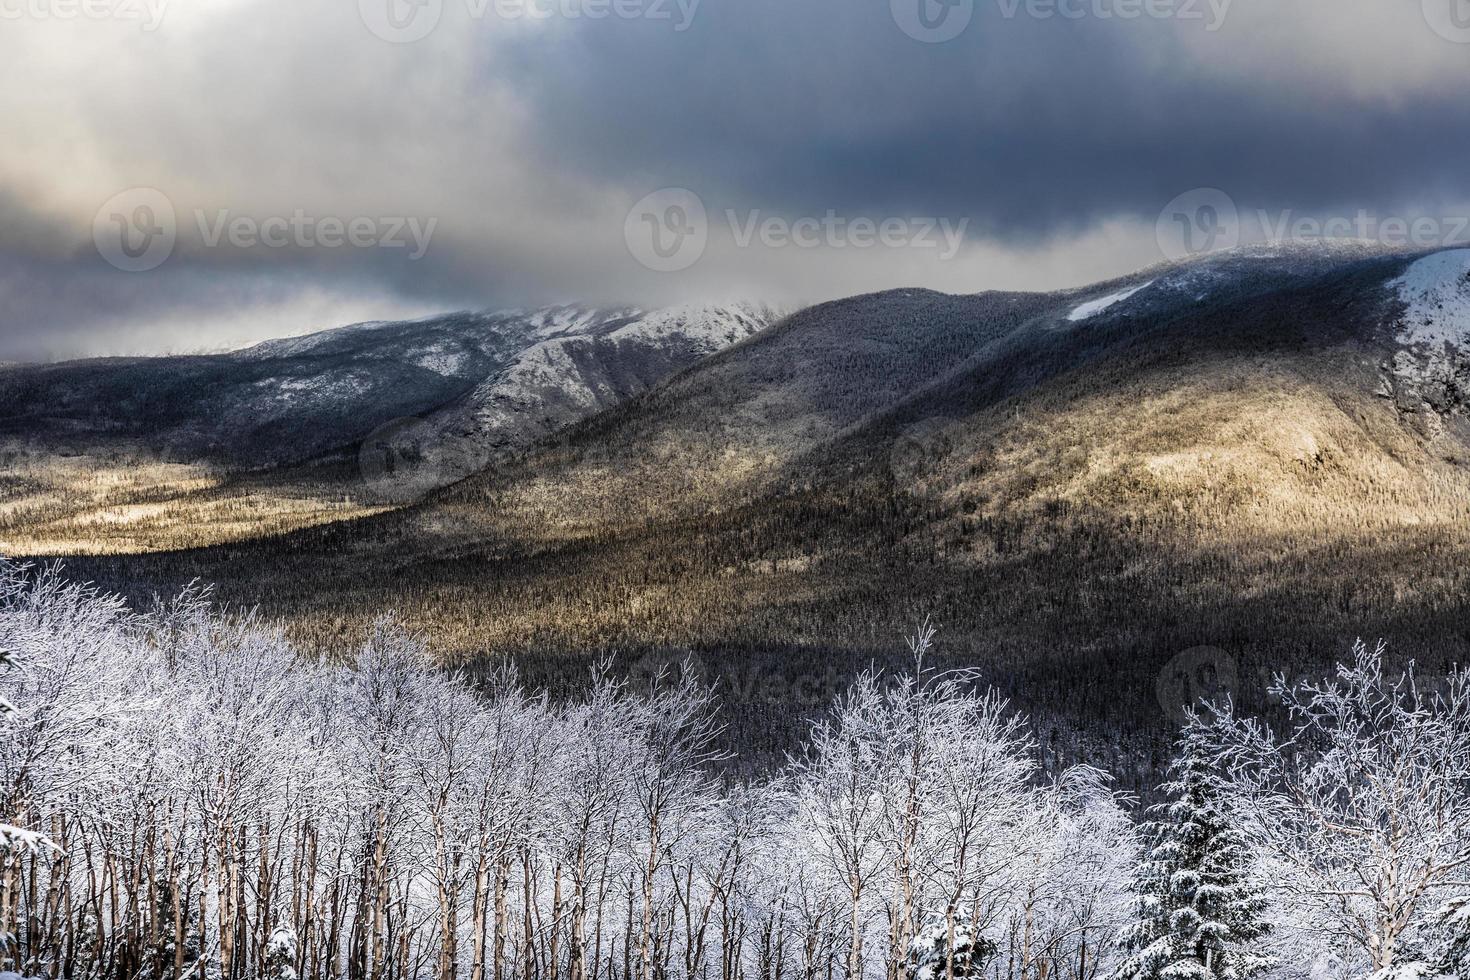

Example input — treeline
[0,564,1133,980]
[4,563,1470,980]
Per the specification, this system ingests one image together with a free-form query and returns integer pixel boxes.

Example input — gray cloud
[1,0,1468,360]
[509,0,1470,230]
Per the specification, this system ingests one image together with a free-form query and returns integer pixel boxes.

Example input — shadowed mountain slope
[49,243,1470,779]
[0,302,784,553]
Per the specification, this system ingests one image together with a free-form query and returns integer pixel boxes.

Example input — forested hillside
[49,245,1470,783]
[4,564,1468,980]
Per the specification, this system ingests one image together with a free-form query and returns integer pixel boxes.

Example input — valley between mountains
[8,243,1470,778]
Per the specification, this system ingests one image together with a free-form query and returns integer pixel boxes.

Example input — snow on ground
[606,303,776,350]
[527,305,631,339]
[1067,281,1154,322]
[1388,249,1470,384]
[238,319,397,359]
[413,342,469,376]
[254,373,374,401]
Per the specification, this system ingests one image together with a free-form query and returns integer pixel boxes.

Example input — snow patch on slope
[1388,249,1470,385]
[524,305,640,339]
[603,304,775,350]
[413,343,469,376]
[1067,281,1154,322]
[466,303,779,411]
[241,321,396,359]
[446,302,784,455]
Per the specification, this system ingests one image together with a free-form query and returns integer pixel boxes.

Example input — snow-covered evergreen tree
[263,925,298,980]
[907,912,997,980]
[1115,736,1273,980]
[1429,898,1470,979]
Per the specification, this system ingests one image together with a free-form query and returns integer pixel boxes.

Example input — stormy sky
[3,0,1470,360]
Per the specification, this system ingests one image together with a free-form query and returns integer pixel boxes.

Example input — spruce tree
[1429,898,1470,979]
[1115,735,1274,980]
[907,913,998,980]
[263,925,299,980]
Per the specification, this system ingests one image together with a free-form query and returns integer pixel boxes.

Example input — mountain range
[0,302,783,551]
[8,242,1470,780]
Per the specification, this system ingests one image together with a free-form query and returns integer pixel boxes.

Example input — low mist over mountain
[15,242,1470,774]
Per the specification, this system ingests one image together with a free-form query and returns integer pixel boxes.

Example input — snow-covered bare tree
[793,669,889,980]
[792,624,1136,980]
[1005,767,1136,980]
[0,565,52,857]
[1189,642,1470,976]
[0,561,1148,980]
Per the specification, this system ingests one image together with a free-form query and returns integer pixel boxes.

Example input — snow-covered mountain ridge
[1389,248,1470,388]
[32,246,1470,747]
[0,302,788,471]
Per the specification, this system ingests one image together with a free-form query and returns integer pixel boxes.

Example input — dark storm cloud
[499,0,1470,235]
[0,251,427,363]
[2,0,1468,359]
